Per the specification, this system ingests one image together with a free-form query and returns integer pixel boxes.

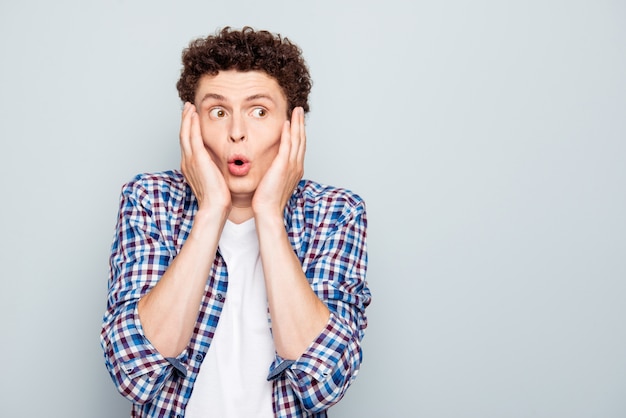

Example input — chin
[227,178,258,197]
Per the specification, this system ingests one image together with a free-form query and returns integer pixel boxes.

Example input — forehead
[195,70,287,106]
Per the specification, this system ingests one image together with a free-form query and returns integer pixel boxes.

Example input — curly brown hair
[176,26,312,115]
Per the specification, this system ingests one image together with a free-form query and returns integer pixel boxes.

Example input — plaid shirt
[100,170,371,417]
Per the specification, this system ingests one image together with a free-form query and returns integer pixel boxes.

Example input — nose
[229,112,246,143]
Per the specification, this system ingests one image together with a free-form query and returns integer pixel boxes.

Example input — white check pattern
[101,170,371,417]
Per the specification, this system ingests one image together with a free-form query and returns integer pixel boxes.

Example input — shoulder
[120,170,190,206]
[122,169,185,192]
[297,179,364,206]
[293,179,366,223]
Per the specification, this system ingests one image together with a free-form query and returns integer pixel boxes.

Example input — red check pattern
[101,170,371,417]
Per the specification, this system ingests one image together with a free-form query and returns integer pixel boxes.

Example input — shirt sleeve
[268,197,371,412]
[100,180,185,404]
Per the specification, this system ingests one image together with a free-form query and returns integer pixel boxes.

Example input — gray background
[1,0,625,417]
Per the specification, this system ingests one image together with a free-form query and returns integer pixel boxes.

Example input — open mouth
[228,155,249,165]
[227,155,251,176]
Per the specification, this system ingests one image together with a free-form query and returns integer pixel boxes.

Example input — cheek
[256,137,280,170]
[249,121,281,148]
[262,137,281,162]
[199,118,218,140]
[264,122,284,149]
[198,120,212,142]
[263,141,280,168]
[199,123,223,159]
[270,139,281,155]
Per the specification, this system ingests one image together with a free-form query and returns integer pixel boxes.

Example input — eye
[209,107,227,119]
[251,107,267,118]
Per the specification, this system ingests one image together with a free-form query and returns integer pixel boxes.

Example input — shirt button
[216,293,224,301]
[195,354,204,362]
[125,367,134,374]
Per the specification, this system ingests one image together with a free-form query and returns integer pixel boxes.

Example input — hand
[179,102,231,213]
[252,107,306,217]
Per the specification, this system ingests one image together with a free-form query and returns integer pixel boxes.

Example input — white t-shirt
[185,218,275,417]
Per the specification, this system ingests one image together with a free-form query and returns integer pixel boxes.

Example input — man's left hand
[252,107,306,217]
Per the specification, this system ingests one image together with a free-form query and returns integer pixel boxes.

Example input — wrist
[253,208,285,231]
[252,203,283,218]
[190,207,229,238]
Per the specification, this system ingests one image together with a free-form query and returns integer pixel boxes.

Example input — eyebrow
[199,93,226,104]
[244,94,275,103]
[199,93,276,105]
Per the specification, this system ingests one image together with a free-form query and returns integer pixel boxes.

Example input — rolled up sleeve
[100,180,183,404]
[270,196,371,412]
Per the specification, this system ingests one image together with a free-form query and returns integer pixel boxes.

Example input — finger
[288,107,302,163]
[189,110,205,156]
[277,120,292,162]
[179,102,193,156]
[295,107,306,164]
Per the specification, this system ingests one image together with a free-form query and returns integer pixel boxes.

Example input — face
[194,70,288,206]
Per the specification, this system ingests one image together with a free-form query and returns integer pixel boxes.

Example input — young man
[101,27,371,417]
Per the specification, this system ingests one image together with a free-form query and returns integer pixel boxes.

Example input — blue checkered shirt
[100,170,371,417]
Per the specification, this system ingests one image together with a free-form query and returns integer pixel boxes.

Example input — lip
[227,154,251,176]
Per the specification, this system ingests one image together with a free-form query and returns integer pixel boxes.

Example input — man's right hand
[180,102,231,214]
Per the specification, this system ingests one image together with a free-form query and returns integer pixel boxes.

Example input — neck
[228,205,254,224]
